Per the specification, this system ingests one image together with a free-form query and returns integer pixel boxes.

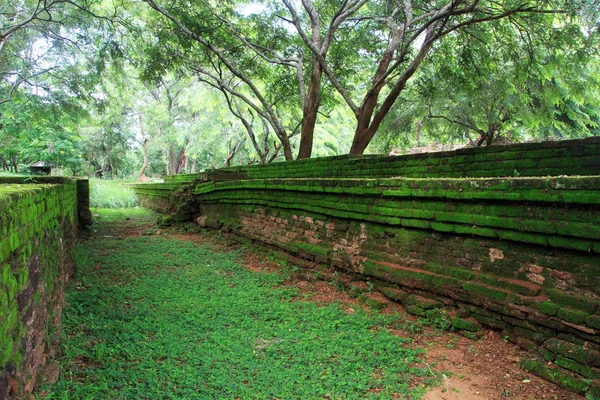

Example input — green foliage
[89,180,138,209]
[43,209,429,399]
[375,11,600,151]
[424,309,452,331]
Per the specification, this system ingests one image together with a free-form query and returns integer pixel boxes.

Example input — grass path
[42,209,429,399]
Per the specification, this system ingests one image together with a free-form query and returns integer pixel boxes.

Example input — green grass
[42,209,430,399]
[89,179,138,209]
[90,207,157,226]
[0,171,27,177]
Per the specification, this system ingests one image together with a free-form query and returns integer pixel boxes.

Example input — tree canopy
[1,0,598,177]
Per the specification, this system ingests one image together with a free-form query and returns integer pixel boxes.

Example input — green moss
[405,295,442,310]
[0,178,80,392]
[544,338,600,367]
[512,326,550,343]
[470,313,510,330]
[377,286,409,302]
[586,315,600,330]
[554,355,598,379]
[461,331,485,340]
[5,271,18,302]
[547,289,598,314]
[297,243,329,258]
[363,298,387,310]
[519,358,591,394]
[557,307,589,324]
[540,348,555,361]
[406,305,427,317]
[0,335,13,365]
[451,317,481,332]
[462,282,508,303]
[537,301,560,316]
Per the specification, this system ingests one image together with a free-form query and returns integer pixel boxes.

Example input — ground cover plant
[41,208,430,399]
[89,180,139,209]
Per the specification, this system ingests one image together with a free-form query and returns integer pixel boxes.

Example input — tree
[0,89,87,174]
[0,0,118,105]
[140,0,297,160]
[283,0,591,154]
[401,12,600,147]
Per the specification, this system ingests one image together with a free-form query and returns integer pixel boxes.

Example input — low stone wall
[163,136,600,184]
[0,177,87,399]
[134,138,600,396]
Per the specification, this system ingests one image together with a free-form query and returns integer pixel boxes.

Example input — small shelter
[29,161,52,175]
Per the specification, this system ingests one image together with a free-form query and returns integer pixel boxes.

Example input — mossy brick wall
[134,137,600,396]
[0,178,82,399]
[163,137,600,184]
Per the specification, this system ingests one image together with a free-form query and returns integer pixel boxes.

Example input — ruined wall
[0,177,85,399]
[135,138,600,396]
[163,136,600,184]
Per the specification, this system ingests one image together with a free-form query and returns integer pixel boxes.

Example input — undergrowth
[41,209,432,399]
[89,179,138,208]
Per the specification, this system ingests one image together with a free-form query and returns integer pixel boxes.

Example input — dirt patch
[416,329,581,400]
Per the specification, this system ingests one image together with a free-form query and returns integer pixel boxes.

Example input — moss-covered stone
[543,338,600,367]
[537,301,560,316]
[540,348,556,361]
[557,308,589,325]
[462,282,508,303]
[0,179,79,398]
[471,313,510,330]
[405,294,442,310]
[406,305,427,317]
[461,331,485,340]
[132,138,600,396]
[547,289,598,314]
[520,358,591,395]
[376,285,409,302]
[512,326,551,343]
[554,355,599,379]
[452,317,481,332]
[586,314,600,330]
[363,298,387,310]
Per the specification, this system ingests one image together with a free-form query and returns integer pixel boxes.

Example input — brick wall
[0,177,86,398]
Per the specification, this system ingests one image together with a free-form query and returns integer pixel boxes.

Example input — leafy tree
[284,0,596,154]
[373,11,600,149]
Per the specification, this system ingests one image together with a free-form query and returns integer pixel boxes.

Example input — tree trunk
[280,137,293,161]
[136,109,150,182]
[109,157,115,179]
[191,158,197,173]
[225,138,245,167]
[349,34,434,154]
[296,61,322,159]
[169,145,187,174]
[11,155,18,173]
[349,126,375,155]
[137,138,149,182]
[168,144,183,175]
